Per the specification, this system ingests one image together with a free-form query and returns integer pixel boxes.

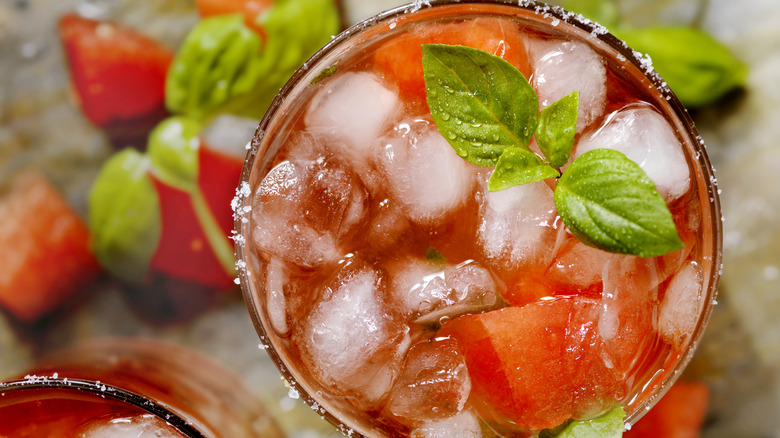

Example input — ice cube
[599,256,658,375]
[574,105,691,202]
[387,258,498,325]
[410,410,482,438]
[250,155,368,269]
[376,118,479,226]
[76,414,181,437]
[659,261,704,347]
[305,71,401,164]
[265,257,289,335]
[389,257,450,317]
[298,258,410,409]
[388,338,471,423]
[531,38,606,132]
[365,198,423,255]
[477,179,559,274]
[547,238,614,289]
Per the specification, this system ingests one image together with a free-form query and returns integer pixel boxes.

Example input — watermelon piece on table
[0,172,100,322]
[625,381,709,438]
[372,17,532,106]
[58,13,173,147]
[439,297,623,430]
[148,174,235,291]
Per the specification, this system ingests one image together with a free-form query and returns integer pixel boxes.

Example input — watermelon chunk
[372,17,532,106]
[58,13,174,147]
[439,297,623,430]
[625,381,709,438]
[0,172,100,322]
[148,175,234,290]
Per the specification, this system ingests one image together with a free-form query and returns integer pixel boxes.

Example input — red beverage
[235,1,722,436]
[0,338,284,438]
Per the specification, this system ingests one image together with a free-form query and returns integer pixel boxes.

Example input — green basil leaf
[166,15,265,120]
[558,0,620,29]
[88,149,161,282]
[245,0,340,109]
[554,149,683,257]
[488,148,560,191]
[422,44,539,166]
[616,26,748,108]
[147,116,201,192]
[537,91,579,168]
[550,407,625,438]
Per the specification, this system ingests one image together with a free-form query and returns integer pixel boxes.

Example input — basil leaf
[537,91,579,168]
[550,407,625,438]
[88,149,161,282]
[166,15,265,120]
[616,26,748,108]
[147,116,201,192]
[554,149,683,257]
[422,44,539,166]
[488,148,560,191]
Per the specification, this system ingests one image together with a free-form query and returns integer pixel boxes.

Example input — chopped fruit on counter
[148,174,236,291]
[58,13,174,147]
[0,171,100,322]
[440,297,623,430]
[625,381,709,438]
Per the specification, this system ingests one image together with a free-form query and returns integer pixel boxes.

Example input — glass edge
[0,377,207,438]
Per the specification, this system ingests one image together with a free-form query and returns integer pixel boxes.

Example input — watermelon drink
[235,1,722,436]
[0,339,283,438]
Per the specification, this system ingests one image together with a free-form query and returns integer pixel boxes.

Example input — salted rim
[233,0,723,435]
[0,375,206,437]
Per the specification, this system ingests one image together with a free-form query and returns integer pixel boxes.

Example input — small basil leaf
[537,91,579,168]
[88,149,161,282]
[166,15,264,120]
[616,26,748,108]
[554,149,683,257]
[147,116,201,192]
[488,148,560,191]
[422,44,539,166]
[425,247,448,264]
[551,407,625,438]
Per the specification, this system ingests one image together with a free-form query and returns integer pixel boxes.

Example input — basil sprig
[422,44,683,258]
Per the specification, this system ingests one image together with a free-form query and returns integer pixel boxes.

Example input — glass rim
[0,375,206,438]
[235,0,723,433]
